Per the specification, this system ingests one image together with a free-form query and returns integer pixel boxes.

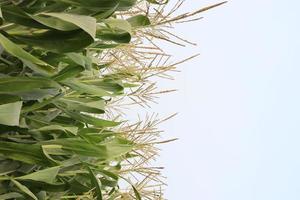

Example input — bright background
[150,0,300,199]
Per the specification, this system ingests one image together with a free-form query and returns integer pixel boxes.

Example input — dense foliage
[0,0,225,199]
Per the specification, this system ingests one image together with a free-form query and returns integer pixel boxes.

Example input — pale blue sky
[151,0,300,199]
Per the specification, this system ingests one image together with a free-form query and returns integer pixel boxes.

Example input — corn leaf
[87,167,103,200]
[16,166,60,184]
[0,33,55,75]
[40,13,97,39]
[127,15,151,27]
[11,179,38,200]
[0,101,22,126]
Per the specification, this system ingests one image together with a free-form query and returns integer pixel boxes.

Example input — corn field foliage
[0,0,225,199]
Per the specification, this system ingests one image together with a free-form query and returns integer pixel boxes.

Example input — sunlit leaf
[0,101,22,126]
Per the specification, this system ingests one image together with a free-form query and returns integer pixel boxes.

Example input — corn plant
[0,0,225,199]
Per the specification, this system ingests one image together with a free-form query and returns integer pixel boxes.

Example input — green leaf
[127,15,151,27]
[41,138,107,157]
[104,18,132,34]
[83,79,124,93]
[29,14,78,31]
[0,101,22,126]
[93,4,119,20]
[87,167,103,200]
[97,30,131,43]
[1,5,46,29]
[13,30,94,53]
[77,128,115,142]
[16,166,60,184]
[63,79,111,96]
[118,0,137,11]
[55,0,120,9]
[65,53,93,69]
[0,94,20,105]
[0,76,61,94]
[32,124,78,135]
[0,33,55,75]
[0,141,52,166]
[41,13,97,39]
[60,109,121,127]
[52,65,84,81]
[146,0,169,4]
[0,159,20,175]
[21,94,63,113]
[132,185,142,200]
[11,179,38,200]
[89,43,119,50]
[58,97,105,114]
[0,192,23,200]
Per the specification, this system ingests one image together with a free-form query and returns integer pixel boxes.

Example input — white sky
[147,0,300,199]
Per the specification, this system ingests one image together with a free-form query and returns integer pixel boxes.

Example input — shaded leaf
[14,30,94,53]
